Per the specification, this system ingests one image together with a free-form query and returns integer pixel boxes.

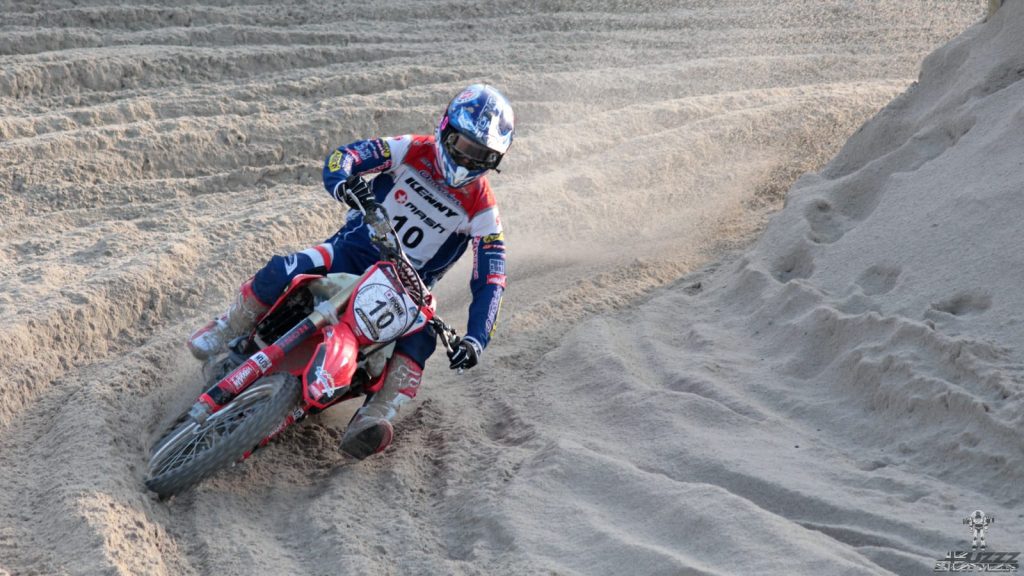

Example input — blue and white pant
[251,229,437,368]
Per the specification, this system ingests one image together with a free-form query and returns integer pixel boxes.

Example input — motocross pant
[250,229,437,369]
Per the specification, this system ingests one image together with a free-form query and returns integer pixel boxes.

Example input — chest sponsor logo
[404,177,458,218]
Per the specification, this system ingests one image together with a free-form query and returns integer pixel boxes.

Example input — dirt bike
[144,202,460,499]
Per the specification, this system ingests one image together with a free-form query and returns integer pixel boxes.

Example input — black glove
[342,177,375,211]
[447,337,481,371]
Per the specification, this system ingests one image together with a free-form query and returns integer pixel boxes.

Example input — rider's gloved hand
[342,176,375,211]
[447,337,481,370]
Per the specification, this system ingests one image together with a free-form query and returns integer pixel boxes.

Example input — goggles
[442,125,503,171]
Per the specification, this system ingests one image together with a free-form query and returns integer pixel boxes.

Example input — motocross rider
[188,84,512,460]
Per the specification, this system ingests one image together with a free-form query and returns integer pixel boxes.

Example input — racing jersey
[322,134,506,351]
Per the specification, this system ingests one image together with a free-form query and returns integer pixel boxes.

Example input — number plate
[352,268,418,342]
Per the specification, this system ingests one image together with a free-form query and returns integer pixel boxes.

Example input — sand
[0,1,999,574]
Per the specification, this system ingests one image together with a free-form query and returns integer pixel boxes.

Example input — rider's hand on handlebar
[342,176,375,212]
[447,337,481,371]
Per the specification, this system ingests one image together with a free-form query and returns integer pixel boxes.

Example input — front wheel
[145,372,300,499]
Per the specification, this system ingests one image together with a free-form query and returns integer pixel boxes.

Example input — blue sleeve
[322,138,394,202]
[465,232,506,351]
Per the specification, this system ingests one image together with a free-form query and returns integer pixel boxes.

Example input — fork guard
[303,322,360,410]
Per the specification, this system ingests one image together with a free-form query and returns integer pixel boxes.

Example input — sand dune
[519,3,1024,575]
[0,1,988,574]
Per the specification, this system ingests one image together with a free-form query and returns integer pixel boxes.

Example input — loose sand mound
[520,3,1024,576]
[0,1,983,575]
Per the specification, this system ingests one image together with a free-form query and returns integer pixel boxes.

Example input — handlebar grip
[361,202,381,222]
[431,319,458,354]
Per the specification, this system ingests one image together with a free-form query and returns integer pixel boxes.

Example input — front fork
[236,322,364,461]
[190,293,350,425]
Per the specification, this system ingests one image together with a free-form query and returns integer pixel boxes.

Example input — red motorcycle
[145,203,459,498]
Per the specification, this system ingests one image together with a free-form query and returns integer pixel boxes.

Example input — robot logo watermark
[934,510,1020,572]
[966,511,995,551]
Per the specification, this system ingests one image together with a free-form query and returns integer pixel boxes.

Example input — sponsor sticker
[351,140,388,163]
[472,238,480,280]
[485,291,502,337]
[315,365,337,398]
[276,321,313,352]
[328,150,344,172]
[355,308,379,340]
[454,87,479,105]
[403,176,458,218]
[251,351,272,372]
[226,361,258,394]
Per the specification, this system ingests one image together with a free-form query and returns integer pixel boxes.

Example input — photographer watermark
[934,510,1019,572]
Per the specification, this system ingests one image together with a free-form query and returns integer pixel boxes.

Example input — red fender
[302,322,360,409]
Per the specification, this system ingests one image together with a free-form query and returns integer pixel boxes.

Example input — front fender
[303,322,359,409]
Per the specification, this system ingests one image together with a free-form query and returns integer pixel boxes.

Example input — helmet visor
[442,127,502,171]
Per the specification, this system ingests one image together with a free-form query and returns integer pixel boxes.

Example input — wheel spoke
[148,384,277,478]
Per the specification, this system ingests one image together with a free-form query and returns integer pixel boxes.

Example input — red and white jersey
[322,134,507,349]
[372,135,501,269]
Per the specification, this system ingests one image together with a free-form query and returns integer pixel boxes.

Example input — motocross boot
[340,354,422,460]
[187,280,270,361]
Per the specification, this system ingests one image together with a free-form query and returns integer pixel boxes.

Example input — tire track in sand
[0,1,980,574]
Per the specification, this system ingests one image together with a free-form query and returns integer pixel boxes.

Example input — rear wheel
[145,372,300,499]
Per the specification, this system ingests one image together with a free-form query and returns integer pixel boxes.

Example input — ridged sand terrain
[0,1,993,574]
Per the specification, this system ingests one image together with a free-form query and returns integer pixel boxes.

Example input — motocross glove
[447,337,481,371]
[342,177,375,212]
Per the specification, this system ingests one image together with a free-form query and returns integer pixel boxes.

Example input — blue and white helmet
[435,84,515,188]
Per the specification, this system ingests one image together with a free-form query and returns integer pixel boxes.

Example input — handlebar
[361,201,429,305]
[360,202,401,258]
[355,192,462,355]
[430,317,460,355]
